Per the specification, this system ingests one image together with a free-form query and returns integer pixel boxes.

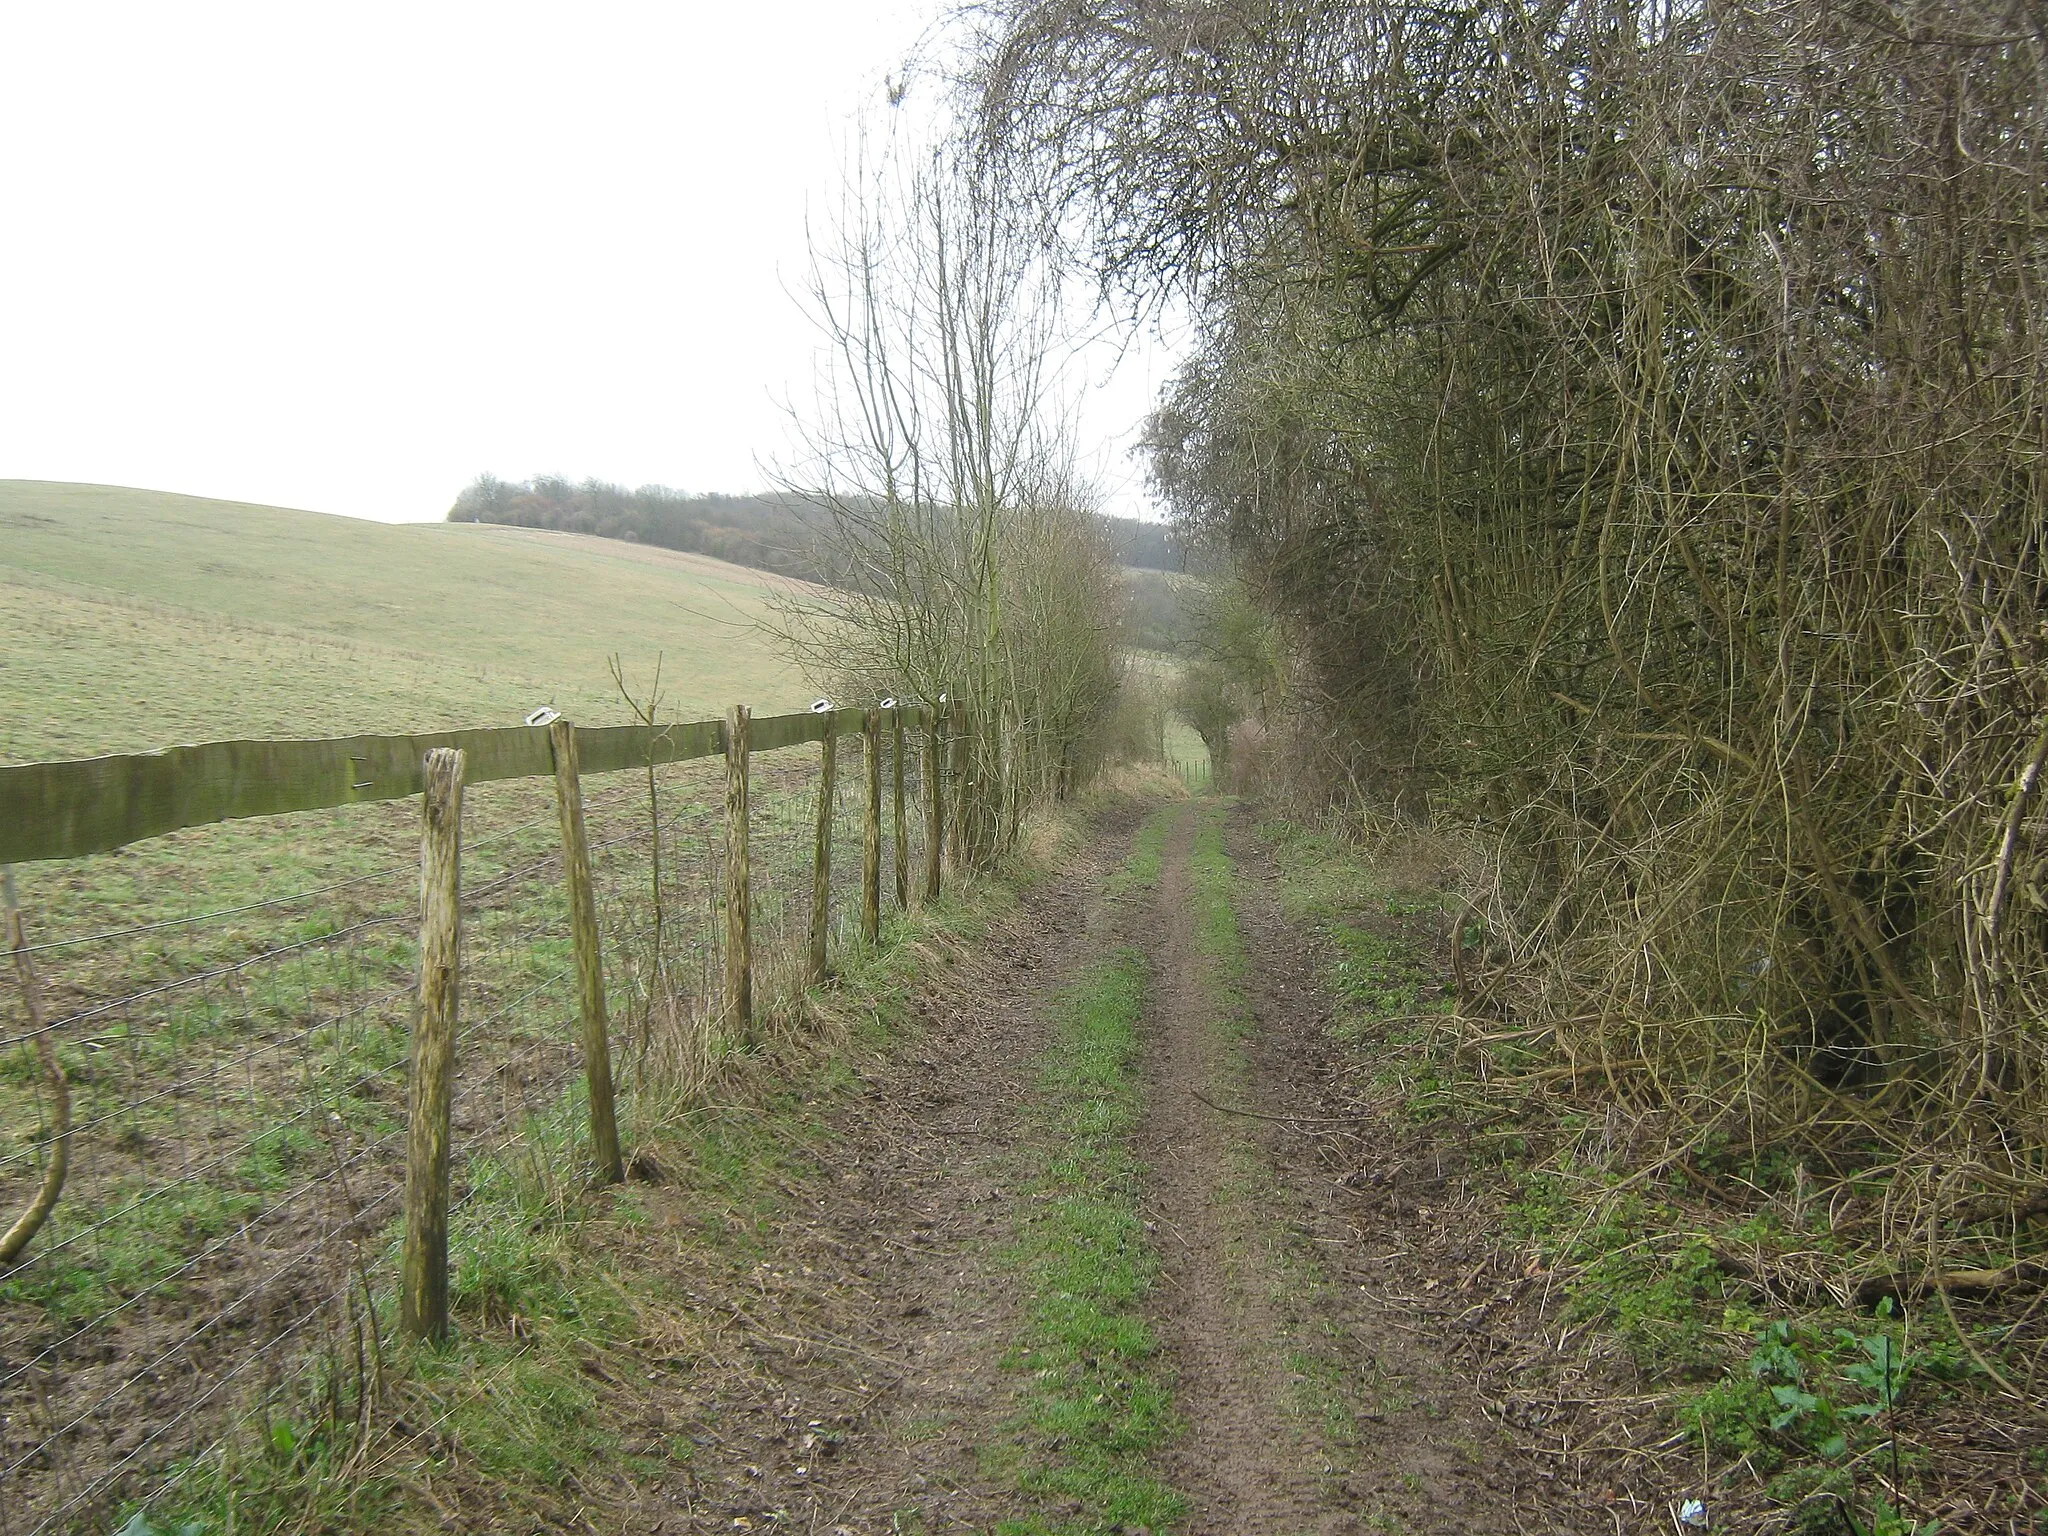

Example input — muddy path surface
[623,802,1142,1533]
[1205,802,1591,1534]
[1135,799,1338,1531]
[643,797,1591,1534]
[1126,799,1582,1535]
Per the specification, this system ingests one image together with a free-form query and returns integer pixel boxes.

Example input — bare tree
[772,123,1125,854]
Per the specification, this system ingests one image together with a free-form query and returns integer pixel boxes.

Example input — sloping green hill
[0,480,808,764]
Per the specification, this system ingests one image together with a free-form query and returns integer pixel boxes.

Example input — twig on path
[723,1296,910,1372]
[853,1374,907,1411]
[761,1326,907,1371]
[1189,1086,1364,1126]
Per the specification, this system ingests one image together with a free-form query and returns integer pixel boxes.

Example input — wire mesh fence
[0,710,943,1534]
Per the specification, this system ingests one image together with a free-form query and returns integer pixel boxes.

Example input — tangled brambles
[977,0,2048,1254]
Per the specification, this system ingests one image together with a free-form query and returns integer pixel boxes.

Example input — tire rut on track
[634,800,1141,1533]
[1214,802,1591,1535]
[637,793,1587,1534]
[1123,797,1584,1536]
[1133,799,1344,1534]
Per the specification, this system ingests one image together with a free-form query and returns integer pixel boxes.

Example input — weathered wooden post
[547,720,622,1185]
[947,697,969,872]
[891,708,909,909]
[403,747,463,1343]
[923,704,944,902]
[0,867,69,1268]
[809,712,836,981]
[861,707,883,945]
[724,705,752,1035]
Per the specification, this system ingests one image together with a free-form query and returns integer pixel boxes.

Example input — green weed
[1254,815,1974,1528]
[1109,804,1176,897]
[998,942,1183,1535]
[1327,926,1443,1027]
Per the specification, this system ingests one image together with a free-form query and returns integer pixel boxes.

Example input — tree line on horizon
[445,473,1181,582]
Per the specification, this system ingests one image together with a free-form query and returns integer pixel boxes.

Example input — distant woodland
[447,475,1179,583]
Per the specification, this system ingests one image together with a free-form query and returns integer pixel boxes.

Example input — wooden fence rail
[0,704,923,866]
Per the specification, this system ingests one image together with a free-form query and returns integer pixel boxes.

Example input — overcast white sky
[0,3,1175,524]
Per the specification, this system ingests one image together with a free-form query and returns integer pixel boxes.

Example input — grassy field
[0,479,807,764]
[0,486,902,1534]
[0,477,821,1020]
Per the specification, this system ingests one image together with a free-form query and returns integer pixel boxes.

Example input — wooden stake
[891,709,909,909]
[724,706,752,1035]
[861,707,882,945]
[0,867,69,1268]
[403,747,463,1343]
[924,706,943,902]
[547,720,622,1185]
[810,716,836,981]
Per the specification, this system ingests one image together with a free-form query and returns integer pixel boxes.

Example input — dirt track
[640,796,1590,1533]
[1137,798,1338,1530]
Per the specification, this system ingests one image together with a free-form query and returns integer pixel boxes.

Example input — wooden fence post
[403,747,463,1343]
[547,720,622,1185]
[0,867,69,1268]
[724,706,752,1035]
[947,697,969,872]
[923,706,943,902]
[861,707,882,945]
[891,708,909,909]
[810,715,836,982]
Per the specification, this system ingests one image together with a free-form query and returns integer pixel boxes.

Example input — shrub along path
[636,794,1589,1535]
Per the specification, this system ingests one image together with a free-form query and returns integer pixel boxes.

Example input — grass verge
[996,814,1182,1536]
[1257,817,2032,1534]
